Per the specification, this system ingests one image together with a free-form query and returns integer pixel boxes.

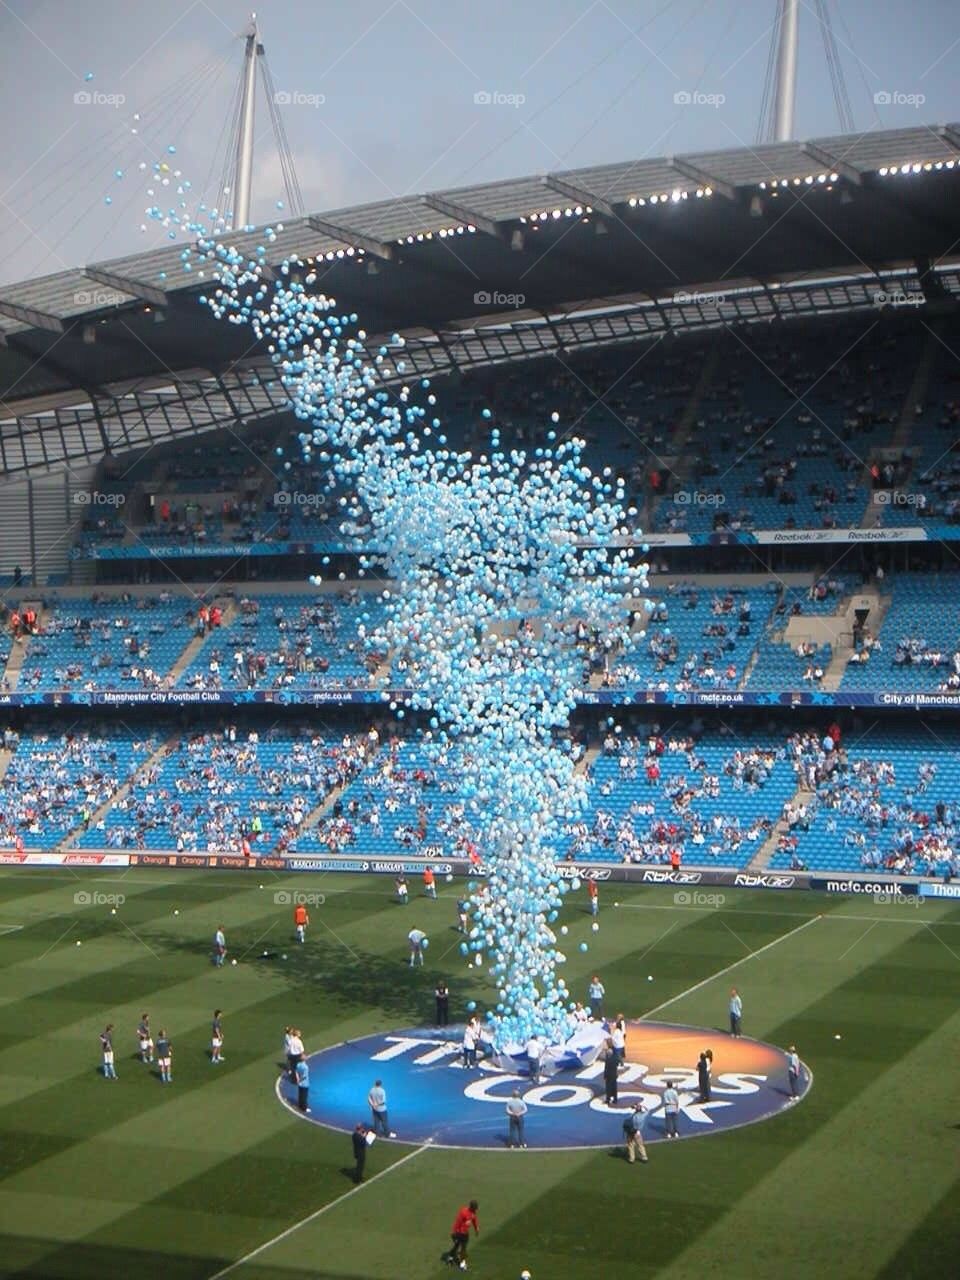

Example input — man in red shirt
[443,1200,479,1270]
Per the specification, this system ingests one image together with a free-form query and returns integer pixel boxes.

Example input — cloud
[251,146,350,219]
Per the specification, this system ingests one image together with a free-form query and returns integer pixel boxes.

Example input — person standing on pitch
[100,1024,117,1079]
[136,1013,154,1064]
[156,1029,172,1084]
[506,1089,528,1148]
[395,874,409,905]
[662,1080,680,1138]
[352,1123,370,1183]
[213,925,226,967]
[729,987,743,1036]
[408,927,427,967]
[293,901,309,943]
[423,866,437,899]
[697,1051,712,1103]
[787,1045,801,1099]
[287,1027,305,1081]
[588,879,599,917]
[462,1018,478,1069]
[456,897,468,933]
[602,1038,619,1105]
[368,1079,395,1137]
[435,981,450,1027]
[623,1101,648,1164]
[443,1199,479,1270]
[211,1009,224,1064]
[588,974,605,1020]
[295,1057,310,1112]
[525,1033,542,1084]
[611,1014,627,1070]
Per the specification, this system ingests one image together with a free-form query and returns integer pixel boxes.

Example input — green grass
[0,869,957,1279]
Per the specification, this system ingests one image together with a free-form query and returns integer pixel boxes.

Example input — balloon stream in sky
[119,134,651,1048]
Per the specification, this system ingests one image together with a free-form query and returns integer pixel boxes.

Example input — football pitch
[0,869,957,1280]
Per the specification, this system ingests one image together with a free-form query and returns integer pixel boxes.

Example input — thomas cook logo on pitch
[278,1020,810,1149]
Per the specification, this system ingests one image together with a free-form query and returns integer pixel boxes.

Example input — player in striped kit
[137,1013,154,1064]
[156,1030,173,1084]
[211,1010,224,1064]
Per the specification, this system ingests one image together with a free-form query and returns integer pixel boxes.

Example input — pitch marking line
[643,914,822,1017]
[0,924,24,935]
[207,1140,430,1279]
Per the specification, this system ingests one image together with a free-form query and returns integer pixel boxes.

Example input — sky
[0,0,957,288]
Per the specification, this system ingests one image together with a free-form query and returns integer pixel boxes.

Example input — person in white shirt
[526,1035,542,1083]
[408,928,427,967]
[729,988,743,1037]
[611,1015,627,1070]
[662,1081,680,1138]
[462,1018,478,1068]
[286,1028,304,1081]
[787,1045,801,1099]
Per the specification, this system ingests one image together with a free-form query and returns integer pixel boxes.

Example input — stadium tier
[1,716,957,880]
[62,311,960,563]
[3,567,958,701]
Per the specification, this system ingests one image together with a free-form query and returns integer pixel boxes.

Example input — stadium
[0,3,958,1278]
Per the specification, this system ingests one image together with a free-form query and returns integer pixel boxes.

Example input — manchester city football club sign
[277,1020,811,1149]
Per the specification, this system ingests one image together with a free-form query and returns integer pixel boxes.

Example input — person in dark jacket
[697,1050,712,1102]
[603,1039,619,1105]
[352,1124,369,1183]
[435,982,449,1027]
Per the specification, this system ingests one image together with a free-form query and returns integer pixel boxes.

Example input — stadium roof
[2,124,960,476]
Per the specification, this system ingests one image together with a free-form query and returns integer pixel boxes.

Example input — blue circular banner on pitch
[277,1021,810,1149]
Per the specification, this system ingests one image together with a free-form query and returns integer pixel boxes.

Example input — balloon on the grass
[179,189,648,1050]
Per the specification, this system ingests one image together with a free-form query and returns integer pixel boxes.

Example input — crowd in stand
[893,638,960,675]
[305,735,483,861]
[184,592,385,691]
[590,588,760,694]
[775,727,959,876]
[0,727,157,845]
[565,728,777,864]
[92,726,375,853]
[0,715,956,876]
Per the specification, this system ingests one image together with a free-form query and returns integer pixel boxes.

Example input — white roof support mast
[234,14,261,230]
[773,0,799,142]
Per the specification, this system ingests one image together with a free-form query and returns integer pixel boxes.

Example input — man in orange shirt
[588,879,599,917]
[294,902,309,943]
[423,866,437,899]
[442,1199,479,1270]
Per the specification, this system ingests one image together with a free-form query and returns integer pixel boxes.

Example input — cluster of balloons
[180,227,649,1050]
